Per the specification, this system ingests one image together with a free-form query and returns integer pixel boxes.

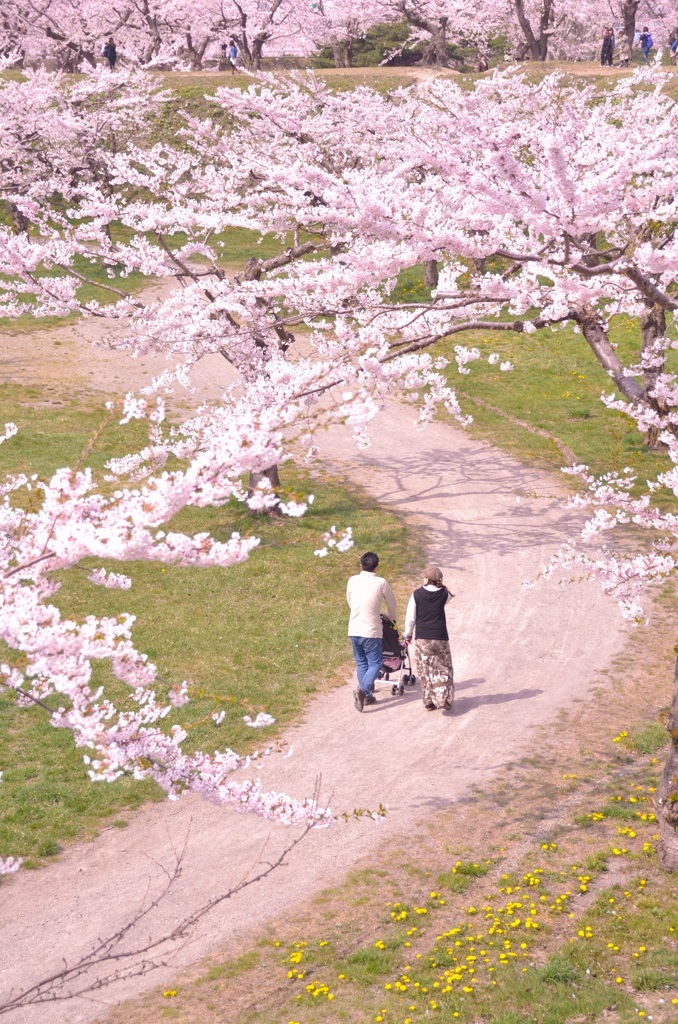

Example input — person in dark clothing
[601,27,614,66]
[404,565,454,711]
[103,38,117,69]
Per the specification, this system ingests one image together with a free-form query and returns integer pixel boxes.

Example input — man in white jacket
[346,551,397,712]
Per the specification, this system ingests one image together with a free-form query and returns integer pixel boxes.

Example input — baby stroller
[378,614,416,696]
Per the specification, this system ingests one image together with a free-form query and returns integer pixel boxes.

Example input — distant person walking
[404,565,454,711]
[347,551,397,712]
[601,28,614,66]
[639,26,653,63]
[228,38,238,73]
[102,37,117,70]
[618,35,630,67]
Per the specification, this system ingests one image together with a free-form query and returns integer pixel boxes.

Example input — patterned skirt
[414,638,454,709]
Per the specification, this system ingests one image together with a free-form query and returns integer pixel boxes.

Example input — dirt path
[0,323,627,1023]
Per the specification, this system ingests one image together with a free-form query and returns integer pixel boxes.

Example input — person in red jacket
[404,565,454,711]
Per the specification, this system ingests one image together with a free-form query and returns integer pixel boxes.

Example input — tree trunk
[421,17,448,66]
[344,36,353,67]
[576,305,647,405]
[640,304,667,448]
[183,32,203,70]
[576,304,677,446]
[622,0,640,47]
[424,259,439,289]
[7,201,28,235]
[513,0,551,60]
[333,41,343,67]
[400,3,448,67]
[657,654,678,871]
[537,0,554,60]
[247,465,281,513]
[513,0,541,59]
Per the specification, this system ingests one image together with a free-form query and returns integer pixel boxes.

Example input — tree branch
[0,814,318,1015]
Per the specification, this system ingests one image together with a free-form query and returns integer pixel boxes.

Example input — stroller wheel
[378,670,384,679]
[403,673,410,683]
[410,675,417,685]
[384,672,390,681]
[391,684,398,696]
[399,683,405,696]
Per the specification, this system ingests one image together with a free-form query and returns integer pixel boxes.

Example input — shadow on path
[451,687,543,714]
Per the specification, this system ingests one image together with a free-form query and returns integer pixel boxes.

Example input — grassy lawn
[102,591,678,1024]
[0,383,418,866]
[443,321,676,485]
[392,265,676,485]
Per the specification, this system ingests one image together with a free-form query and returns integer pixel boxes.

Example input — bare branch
[0,816,316,1015]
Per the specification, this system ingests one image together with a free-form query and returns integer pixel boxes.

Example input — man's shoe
[354,689,365,712]
[364,693,377,706]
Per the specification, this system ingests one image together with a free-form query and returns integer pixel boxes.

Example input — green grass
[626,724,669,755]
[0,383,418,863]
[391,263,675,483]
[443,318,675,483]
[438,859,491,894]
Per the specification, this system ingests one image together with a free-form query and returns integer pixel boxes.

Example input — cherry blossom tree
[374,0,674,65]
[0,66,165,234]
[0,0,130,70]
[122,0,319,71]
[163,69,678,437]
[309,0,382,68]
[0,395,338,864]
[4,66,678,460]
[0,0,319,71]
[3,67,678,461]
[3,64,678,872]
[0,65,472,872]
[507,0,674,60]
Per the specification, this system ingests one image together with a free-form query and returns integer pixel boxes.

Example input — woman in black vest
[404,565,453,711]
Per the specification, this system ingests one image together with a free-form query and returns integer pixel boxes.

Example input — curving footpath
[0,343,626,1023]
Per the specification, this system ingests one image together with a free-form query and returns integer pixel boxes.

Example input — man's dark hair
[360,551,379,572]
